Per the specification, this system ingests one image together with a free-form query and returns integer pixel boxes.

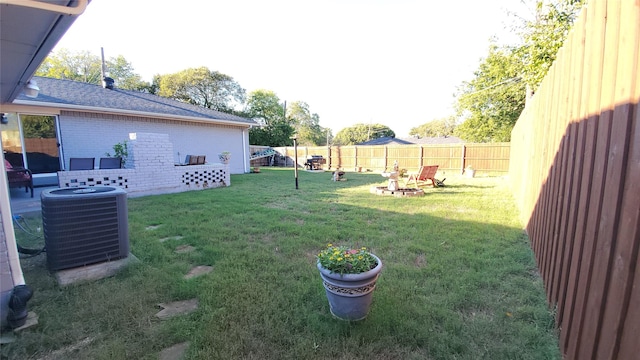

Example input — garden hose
[12,215,46,256]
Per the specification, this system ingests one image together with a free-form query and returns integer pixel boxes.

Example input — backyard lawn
[2,168,560,359]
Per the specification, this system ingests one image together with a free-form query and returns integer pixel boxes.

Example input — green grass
[2,169,560,359]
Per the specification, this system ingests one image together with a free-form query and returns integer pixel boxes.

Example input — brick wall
[58,111,249,174]
[57,132,230,196]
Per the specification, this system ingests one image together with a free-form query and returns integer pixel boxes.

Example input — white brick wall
[58,111,250,174]
[57,132,230,197]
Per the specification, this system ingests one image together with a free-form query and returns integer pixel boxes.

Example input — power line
[464,77,522,97]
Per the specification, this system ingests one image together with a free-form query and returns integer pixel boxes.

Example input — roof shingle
[16,77,255,125]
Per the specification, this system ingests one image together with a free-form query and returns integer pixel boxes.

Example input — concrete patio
[8,186,53,215]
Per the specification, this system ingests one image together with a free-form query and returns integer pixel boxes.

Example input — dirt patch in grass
[414,253,427,268]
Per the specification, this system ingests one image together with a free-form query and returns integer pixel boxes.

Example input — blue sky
[54,0,532,137]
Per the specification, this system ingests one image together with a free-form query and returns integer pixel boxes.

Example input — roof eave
[11,99,255,128]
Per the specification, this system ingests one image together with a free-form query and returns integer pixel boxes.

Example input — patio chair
[5,159,34,197]
[99,157,122,169]
[69,157,95,170]
[405,165,439,188]
[186,155,206,165]
[187,155,198,165]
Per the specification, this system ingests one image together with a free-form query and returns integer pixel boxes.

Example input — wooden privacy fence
[267,143,510,174]
[509,1,639,359]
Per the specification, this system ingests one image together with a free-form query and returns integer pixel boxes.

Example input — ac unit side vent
[41,186,129,271]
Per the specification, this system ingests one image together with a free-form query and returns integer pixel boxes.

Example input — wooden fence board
[576,1,623,357]
[549,33,578,305]
[556,14,587,327]
[596,104,638,359]
[595,3,640,357]
[510,0,640,358]
[541,58,562,299]
[560,3,599,350]
[274,143,509,174]
[617,260,640,359]
[565,1,610,357]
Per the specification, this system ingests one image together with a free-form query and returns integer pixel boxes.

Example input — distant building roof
[13,76,256,127]
[358,136,414,145]
[399,135,465,145]
[357,135,465,145]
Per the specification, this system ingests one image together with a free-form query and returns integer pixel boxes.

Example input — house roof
[0,1,86,104]
[358,136,414,145]
[357,135,465,145]
[13,76,256,127]
[399,135,464,145]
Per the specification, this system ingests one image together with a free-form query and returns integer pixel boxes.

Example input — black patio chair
[99,157,122,169]
[69,157,95,170]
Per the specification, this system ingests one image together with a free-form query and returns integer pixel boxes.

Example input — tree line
[413,0,584,142]
[36,0,583,145]
[36,52,323,147]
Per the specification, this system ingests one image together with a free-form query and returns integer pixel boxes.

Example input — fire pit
[370,187,425,197]
[371,160,425,197]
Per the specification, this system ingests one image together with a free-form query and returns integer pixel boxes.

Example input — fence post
[354,146,358,171]
[382,145,389,172]
[461,144,466,174]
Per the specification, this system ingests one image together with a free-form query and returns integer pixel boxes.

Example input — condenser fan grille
[41,187,129,271]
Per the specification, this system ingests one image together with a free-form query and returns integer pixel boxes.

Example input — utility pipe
[0,0,88,15]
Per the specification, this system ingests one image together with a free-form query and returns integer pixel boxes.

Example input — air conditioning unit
[41,186,129,271]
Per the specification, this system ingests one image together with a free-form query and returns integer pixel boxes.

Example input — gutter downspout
[0,0,88,15]
[0,152,33,328]
[0,158,24,287]
[243,127,250,173]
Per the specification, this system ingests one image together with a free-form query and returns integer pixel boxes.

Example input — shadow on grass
[2,169,559,360]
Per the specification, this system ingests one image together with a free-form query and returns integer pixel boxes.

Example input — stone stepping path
[159,342,190,360]
[174,245,196,253]
[184,265,213,279]
[155,299,198,320]
[145,225,162,230]
[36,337,94,360]
[159,235,183,243]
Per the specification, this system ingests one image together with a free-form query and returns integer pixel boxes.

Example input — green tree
[36,49,102,84]
[453,0,584,143]
[107,55,149,91]
[334,123,395,145]
[409,116,457,138]
[246,90,295,146]
[287,101,330,146]
[20,115,56,138]
[36,48,151,91]
[454,44,526,142]
[155,67,245,113]
[517,0,585,90]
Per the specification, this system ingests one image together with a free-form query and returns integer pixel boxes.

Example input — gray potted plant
[316,244,382,321]
[218,151,231,164]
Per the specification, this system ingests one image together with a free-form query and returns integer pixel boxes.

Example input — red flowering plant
[317,244,378,275]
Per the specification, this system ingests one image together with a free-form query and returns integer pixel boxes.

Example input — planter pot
[317,254,382,321]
